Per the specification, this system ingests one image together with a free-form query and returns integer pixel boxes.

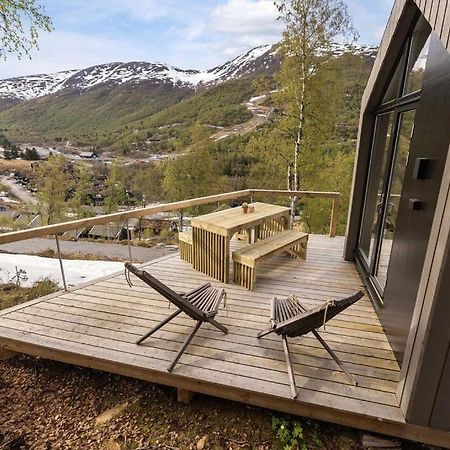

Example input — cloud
[0,0,393,79]
[209,0,281,35]
[1,30,150,78]
[345,0,393,44]
[172,0,283,65]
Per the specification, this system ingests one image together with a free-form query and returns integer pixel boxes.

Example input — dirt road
[0,237,173,262]
[0,175,37,204]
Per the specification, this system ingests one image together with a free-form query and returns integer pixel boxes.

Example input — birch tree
[35,155,72,225]
[274,0,357,220]
[103,160,126,214]
[0,0,52,59]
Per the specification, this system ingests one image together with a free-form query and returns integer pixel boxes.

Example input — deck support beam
[177,388,195,404]
[0,347,17,361]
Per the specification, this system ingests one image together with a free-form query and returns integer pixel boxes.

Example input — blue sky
[1,0,394,79]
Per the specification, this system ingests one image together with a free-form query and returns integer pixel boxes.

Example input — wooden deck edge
[1,337,449,448]
[0,346,17,360]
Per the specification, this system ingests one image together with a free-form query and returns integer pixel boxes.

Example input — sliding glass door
[357,16,430,300]
[358,109,416,294]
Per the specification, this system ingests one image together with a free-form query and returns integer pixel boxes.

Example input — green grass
[0,278,59,310]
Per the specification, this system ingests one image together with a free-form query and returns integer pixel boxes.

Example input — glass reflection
[377,110,416,288]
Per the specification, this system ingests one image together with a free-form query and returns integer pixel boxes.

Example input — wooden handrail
[0,189,340,244]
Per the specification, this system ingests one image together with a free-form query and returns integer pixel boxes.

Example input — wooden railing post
[329,195,340,237]
[179,210,184,232]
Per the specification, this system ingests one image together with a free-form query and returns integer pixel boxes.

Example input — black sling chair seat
[124,262,228,372]
[257,291,365,399]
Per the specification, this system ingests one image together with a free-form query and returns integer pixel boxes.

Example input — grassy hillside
[0,78,255,150]
[0,82,192,147]
[142,79,255,128]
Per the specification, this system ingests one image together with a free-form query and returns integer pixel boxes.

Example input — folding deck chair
[257,291,365,399]
[124,262,228,372]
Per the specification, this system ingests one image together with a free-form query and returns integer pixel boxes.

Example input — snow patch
[0,253,123,288]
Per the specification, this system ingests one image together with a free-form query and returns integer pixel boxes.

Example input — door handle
[408,199,424,211]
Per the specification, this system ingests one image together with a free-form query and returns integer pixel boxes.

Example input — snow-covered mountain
[0,43,377,104]
[0,45,275,103]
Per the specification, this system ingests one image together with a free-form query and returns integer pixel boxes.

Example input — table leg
[224,237,230,283]
[193,227,228,283]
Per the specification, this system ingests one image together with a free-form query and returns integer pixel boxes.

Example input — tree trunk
[290,40,306,226]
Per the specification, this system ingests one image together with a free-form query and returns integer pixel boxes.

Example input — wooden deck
[1,235,448,445]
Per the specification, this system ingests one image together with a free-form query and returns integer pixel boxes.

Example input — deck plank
[0,234,418,440]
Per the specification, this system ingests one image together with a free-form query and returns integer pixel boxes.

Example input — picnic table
[191,202,290,283]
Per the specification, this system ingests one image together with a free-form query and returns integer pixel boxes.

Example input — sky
[0,0,394,80]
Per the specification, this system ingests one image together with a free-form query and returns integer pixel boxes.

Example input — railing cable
[54,235,68,291]
[126,219,133,263]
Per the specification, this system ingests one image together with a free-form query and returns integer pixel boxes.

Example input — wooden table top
[191,202,290,237]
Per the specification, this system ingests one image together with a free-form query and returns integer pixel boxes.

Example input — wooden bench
[232,230,308,290]
[178,231,193,264]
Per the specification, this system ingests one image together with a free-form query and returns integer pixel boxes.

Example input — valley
[0,42,376,237]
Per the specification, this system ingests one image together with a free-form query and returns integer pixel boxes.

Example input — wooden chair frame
[257,291,364,398]
[125,263,228,372]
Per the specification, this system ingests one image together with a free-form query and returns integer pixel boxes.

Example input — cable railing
[0,189,340,291]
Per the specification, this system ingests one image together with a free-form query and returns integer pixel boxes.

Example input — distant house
[62,228,88,240]
[79,151,98,159]
[86,223,125,240]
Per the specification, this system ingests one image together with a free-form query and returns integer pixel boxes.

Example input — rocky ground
[0,355,297,449]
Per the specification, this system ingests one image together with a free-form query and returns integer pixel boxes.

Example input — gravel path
[0,237,174,262]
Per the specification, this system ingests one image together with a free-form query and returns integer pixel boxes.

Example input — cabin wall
[345,0,450,431]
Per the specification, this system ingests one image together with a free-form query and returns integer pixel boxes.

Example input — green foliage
[131,162,164,204]
[35,154,73,225]
[0,78,255,150]
[145,79,255,129]
[272,416,323,450]
[0,132,20,158]
[103,159,126,214]
[23,146,40,160]
[71,164,94,218]
[0,214,17,231]
[0,0,53,60]
[27,277,59,300]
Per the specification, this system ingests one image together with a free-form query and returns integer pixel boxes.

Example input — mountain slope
[0,45,276,106]
[0,43,378,149]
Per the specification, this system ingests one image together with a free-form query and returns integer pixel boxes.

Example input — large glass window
[377,110,416,288]
[357,14,431,299]
[359,113,394,264]
[379,15,432,107]
[404,16,431,95]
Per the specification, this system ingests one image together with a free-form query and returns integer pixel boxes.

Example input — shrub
[272,416,323,450]
[27,278,59,300]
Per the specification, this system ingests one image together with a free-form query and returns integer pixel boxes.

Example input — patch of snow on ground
[248,94,267,103]
[0,253,123,288]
